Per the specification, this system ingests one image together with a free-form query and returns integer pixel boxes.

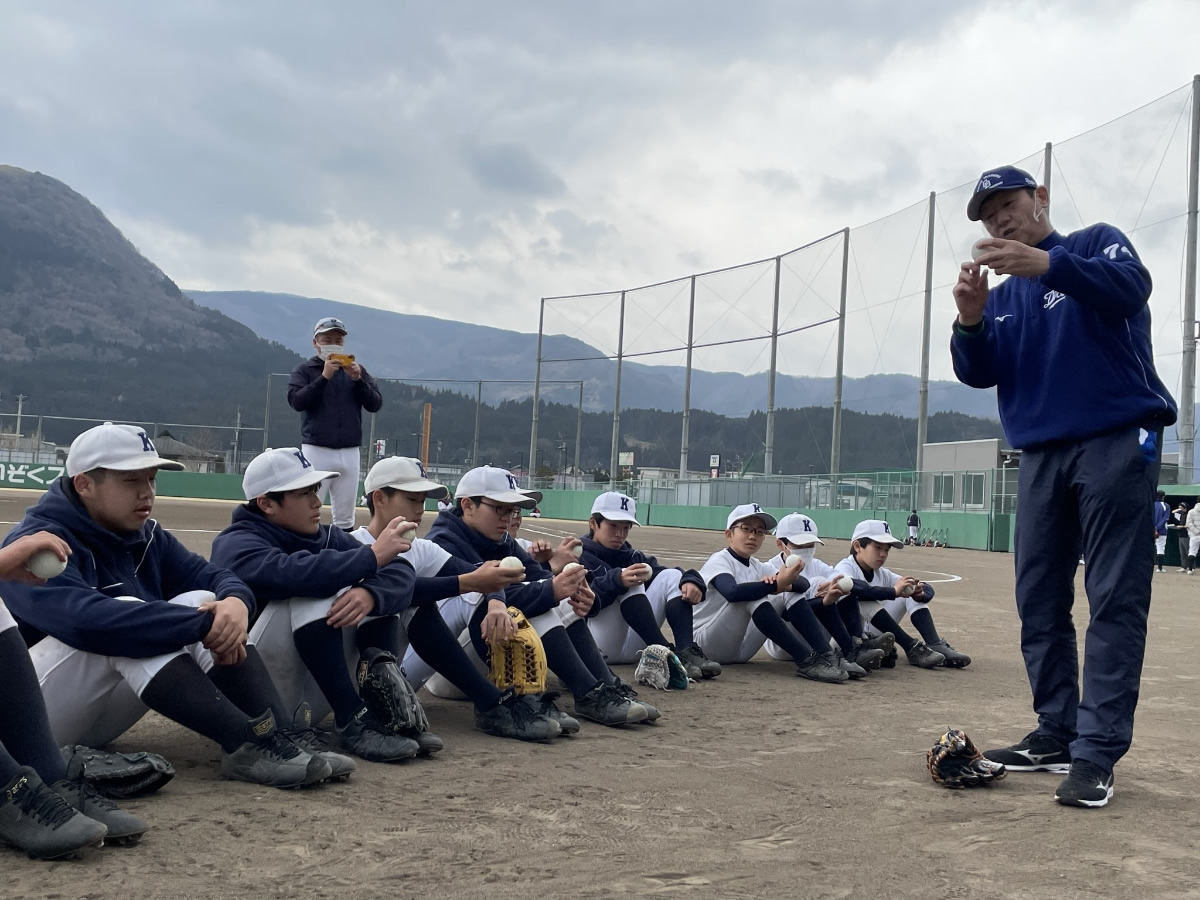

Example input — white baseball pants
[29,591,218,748]
[588,568,682,663]
[694,593,788,664]
[249,593,411,725]
[300,444,362,530]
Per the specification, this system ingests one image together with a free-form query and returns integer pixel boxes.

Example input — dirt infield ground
[2,489,1199,899]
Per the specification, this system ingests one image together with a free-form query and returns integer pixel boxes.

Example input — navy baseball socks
[0,627,67,784]
[750,604,845,684]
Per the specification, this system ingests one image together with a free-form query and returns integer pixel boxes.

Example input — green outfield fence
[3,461,1197,554]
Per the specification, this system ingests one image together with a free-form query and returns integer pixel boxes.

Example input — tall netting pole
[1181,75,1200,484]
[830,227,850,479]
[262,374,272,450]
[609,291,626,481]
[679,275,696,479]
[764,256,781,476]
[473,380,482,466]
[915,192,935,473]
[528,300,545,482]
[574,381,583,476]
[1042,141,1052,194]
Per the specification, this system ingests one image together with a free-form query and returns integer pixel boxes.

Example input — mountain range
[187,289,1002,420]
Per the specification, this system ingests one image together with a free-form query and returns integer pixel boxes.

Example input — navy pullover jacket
[577,536,705,612]
[210,505,414,619]
[425,510,558,617]
[1,479,254,658]
[951,225,1176,449]
[287,357,383,449]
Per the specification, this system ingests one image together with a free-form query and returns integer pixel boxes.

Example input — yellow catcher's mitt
[926,728,1007,789]
[488,607,547,695]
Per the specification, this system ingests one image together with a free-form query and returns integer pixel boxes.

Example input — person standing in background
[287,318,383,531]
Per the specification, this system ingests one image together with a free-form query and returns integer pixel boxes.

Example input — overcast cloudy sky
[2,1,1197,390]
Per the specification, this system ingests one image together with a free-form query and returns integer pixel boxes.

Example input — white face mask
[316,342,345,360]
[790,546,817,565]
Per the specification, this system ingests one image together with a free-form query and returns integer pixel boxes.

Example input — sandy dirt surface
[2,489,1199,899]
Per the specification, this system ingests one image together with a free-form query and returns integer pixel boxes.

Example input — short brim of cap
[313,327,347,336]
[730,512,779,530]
[369,478,448,500]
[860,532,903,548]
[598,510,640,525]
[777,533,823,545]
[252,469,339,498]
[967,185,1023,222]
[454,488,538,508]
[77,455,186,474]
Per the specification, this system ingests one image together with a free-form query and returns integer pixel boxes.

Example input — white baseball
[900,583,916,597]
[837,576,853,593]
[499,556,524,570]
[563,562,584,574]
[785,553,804,568]
[635,563,653,582]
[971,239,989,261]
[27,550,67,579]
[398,522,418,538]
[571,544,583,559]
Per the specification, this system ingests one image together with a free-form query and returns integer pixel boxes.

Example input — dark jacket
[287,357,383,449]
[577,535,704,612]
[1,479,253,658]
[425,510,558,617]
[951,225,1176,449]
[210,505,413,620]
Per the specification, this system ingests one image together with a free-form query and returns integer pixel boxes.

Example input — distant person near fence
[287,317,383,530]
[951,164,1176,809]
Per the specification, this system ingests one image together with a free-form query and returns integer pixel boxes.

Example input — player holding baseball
[2,425,333,793]
[212,448,423,765]
[952,164,1176,807]
[287,317,382,530]
[832,520,967,670]
[762,514,885,677]
[694,505,846,683]
[0,532,141,859]
[353,457,560,742]
[423,466,651,728]
[578,492,720,682]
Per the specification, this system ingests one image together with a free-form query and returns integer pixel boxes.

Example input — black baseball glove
[60,745,175,799]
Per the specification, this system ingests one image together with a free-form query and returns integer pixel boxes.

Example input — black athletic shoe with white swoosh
[983,730,1072,774]
[1054,759,1114,808]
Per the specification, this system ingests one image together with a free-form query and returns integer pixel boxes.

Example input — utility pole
[15,394,28,438]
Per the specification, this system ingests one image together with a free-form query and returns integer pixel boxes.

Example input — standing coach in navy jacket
[950,165,1176,809]
[288,317,383,530]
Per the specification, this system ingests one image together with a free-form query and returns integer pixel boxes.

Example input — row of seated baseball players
[0,422,968,859]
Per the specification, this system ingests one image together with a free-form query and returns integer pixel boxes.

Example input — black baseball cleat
[335,706,420,762]
[222,711,332,788]
[529,692,582,734]
[573,682,647,726]
[282,703,357,781]
[795,651,848,684]
[905,641,946,669]
[928,640,971,668]
[0,768,108,860]
[612,679,660,723]
[983,730,1072,774]
[475,696,561,742]
[52,757,149,846]
[1055,759,1114,808]
[676,643,721,679]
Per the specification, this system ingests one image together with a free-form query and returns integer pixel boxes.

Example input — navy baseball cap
[967,166,1038,222]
